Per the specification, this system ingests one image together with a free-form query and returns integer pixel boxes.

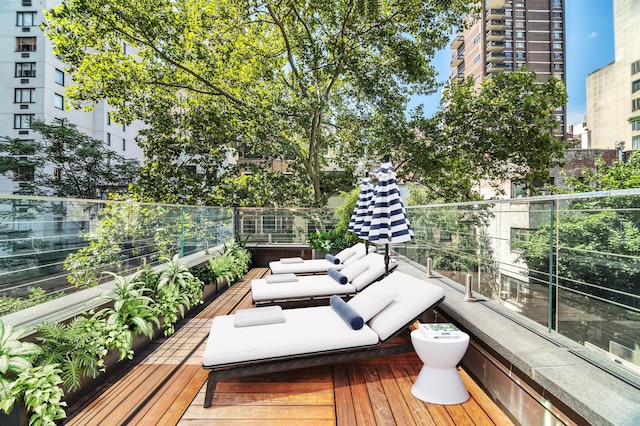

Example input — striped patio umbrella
[347,177,374,236]
[366,162,414,272]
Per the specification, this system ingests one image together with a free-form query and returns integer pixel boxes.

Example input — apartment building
[586,0,640,150]
[0,0,143,195]
[450,0,567,138]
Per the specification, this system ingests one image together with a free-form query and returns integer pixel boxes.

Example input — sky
[410,0,615,128]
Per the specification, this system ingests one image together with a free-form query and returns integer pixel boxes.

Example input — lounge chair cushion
[335,247,356,263]
[280,257,304,264]
[203,305,379,366]
[348,287,396,321]
[266,274,298,284]
[269,243,374,274]
[234,306,286,327]
[251,275,356,302]
[328,268,348,284]
[366,272,445,340]
[330,295,364,329]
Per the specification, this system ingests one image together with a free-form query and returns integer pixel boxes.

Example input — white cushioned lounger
[252,252,392,303]
[203,271,444,367]
[202,271,445,407]
[269,242,374,274]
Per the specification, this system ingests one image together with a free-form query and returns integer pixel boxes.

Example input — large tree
[0,119,139,198]
[44,0,473,206]
[401,69,567,202]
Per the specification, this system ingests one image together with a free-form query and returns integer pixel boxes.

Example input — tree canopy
[0,119,139,198]
[45,0,474,206]
[402,69,567,202]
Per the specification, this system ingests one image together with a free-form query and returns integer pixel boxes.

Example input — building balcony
[486,19,506,30]
[486,41,506,52]
[486,51,506,62]
[486,61,507,72]
[450,34,464,50]
[485,0,506,9]
[486,30,506,41]
[1,192,639,425]
[486,8,505,19]
[450,52,465,67]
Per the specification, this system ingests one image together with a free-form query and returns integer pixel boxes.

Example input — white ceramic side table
[410,325,470,405]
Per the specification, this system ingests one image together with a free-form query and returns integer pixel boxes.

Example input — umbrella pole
[365,240,370,254]
[384,244,390,274]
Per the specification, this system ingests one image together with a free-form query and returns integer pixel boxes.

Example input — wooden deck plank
[333,364,357,425]
[390,364,438,426]
[461,368,515,425]
[377,364,416,426]
[362,364,396,425]
[347,365,377,424]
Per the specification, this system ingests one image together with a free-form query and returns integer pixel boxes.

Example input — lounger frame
[202,296,444,407]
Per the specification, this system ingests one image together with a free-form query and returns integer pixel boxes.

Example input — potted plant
[0,320,66,426]
[307,229,352,258]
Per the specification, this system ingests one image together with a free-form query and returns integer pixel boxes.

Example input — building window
[554,52,563,59]
[632,60,640,75]
[55,69,64,85]
[14,114,34,129]
[473,34,480,44]
[516,52,526,58]
[14,164,34,182]
[505,52,513,58]
[14,88,35,103]
[553,22,562,29]
[15,62,35,77]
[515,21,524,28]
[107,113,111,125]
[54,94,64,109]
[53,167,62,181]
[474,54,480,63]
[106,133,111,146]
[633,98,640,112]
[553,42,563,49]
[16,37,36,52]
[553,0,562,7]
[553,32,563,39]
[516,31,526,38]
[16,12,37,27]
[632,121,640,131]
[22,0,32,5]
[515,11,524,18]
[633,135,640,149]
[515,2,524,7]
[553,63,564,69]
[122,123,126,131]
[505,41,513,47]
[553,11,562,18]
[516,42,525,48]
[122,138,126,151]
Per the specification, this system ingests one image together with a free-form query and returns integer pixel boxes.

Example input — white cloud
[587,31,598,39]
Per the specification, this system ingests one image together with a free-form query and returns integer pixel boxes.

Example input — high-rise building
[0,0,143,195]
[586,0,640,151]
[450,0,566,138]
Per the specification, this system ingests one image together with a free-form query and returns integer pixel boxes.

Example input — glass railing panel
[0,195,233,314]
[236,207,337,245]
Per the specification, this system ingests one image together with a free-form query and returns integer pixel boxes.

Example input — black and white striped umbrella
[347,177,374,237]
[365,162,414,271]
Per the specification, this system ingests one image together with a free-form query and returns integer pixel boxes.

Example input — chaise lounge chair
[269,242,374,275]
[201,270,445,407]
[252,252,396,304]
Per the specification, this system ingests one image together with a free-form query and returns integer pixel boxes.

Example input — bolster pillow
[328,268,348,284]
[330,295,364,330]
[325,253,341,264]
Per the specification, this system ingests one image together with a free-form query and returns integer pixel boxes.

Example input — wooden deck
[63,268,514,425]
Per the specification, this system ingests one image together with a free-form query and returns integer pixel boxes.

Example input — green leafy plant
[152,254,204,336]
[10,364,66,426]
[93,270,159,341]
[307,229,351,252]
[208,254,236,287]
[0,320,67,425]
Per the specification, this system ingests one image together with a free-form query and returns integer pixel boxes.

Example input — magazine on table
[419,323,463,339]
